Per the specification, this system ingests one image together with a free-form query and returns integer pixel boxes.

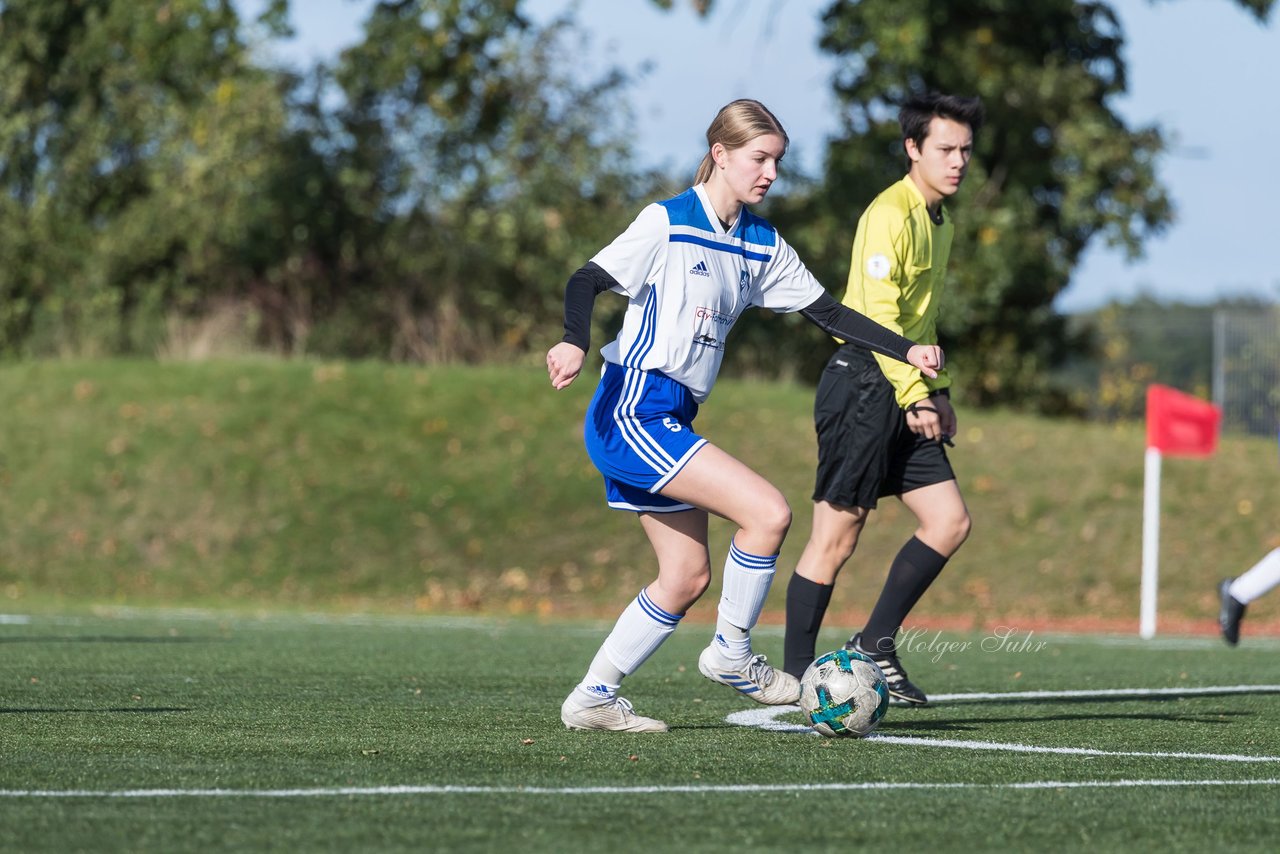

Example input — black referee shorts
[811,344,955,509]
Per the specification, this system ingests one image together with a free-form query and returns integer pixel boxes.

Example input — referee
[782,92,985,705]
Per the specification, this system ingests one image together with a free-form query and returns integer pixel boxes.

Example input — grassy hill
[1,359,1276,633]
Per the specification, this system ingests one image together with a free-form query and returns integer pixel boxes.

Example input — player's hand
[906,344,943,379]
[547,342,585,390]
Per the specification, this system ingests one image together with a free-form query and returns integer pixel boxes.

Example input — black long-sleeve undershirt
[561,263,917,366]
[560,262,616,351]
[798,291,916,364]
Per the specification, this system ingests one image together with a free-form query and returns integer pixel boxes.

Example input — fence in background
[1213,308,1280,437]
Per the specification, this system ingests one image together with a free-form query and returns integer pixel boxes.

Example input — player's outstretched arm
[549,262,618,390]
[799,292,940,378]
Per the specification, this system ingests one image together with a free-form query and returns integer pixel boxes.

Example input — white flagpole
[1140,446,1162,639]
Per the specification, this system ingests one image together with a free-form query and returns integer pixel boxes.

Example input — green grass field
[3,609,1280,852]
[3,359,1279,851]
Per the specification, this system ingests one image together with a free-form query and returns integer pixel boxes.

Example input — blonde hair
[694,99,790,185]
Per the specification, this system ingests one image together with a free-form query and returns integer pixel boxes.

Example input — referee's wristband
[905,398,955,447]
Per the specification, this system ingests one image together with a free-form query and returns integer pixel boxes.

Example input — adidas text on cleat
[846,633,928,706]
[697,647,801,705]
[1218,578,1247,646]
[560,695,668,733]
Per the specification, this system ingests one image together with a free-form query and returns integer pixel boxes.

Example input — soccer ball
[799,648,890,738]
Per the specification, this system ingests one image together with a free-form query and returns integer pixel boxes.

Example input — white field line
[728,682,1280,763]
[729,683,1280,735]
[2,779,1279,799]
[928,684,1280,702]
[2,675,1278,798]
[864,735,1280,762]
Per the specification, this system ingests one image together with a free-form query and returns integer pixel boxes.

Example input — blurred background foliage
[0,0,1274,416]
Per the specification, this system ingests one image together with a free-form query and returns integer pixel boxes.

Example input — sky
[236,0,1280,313]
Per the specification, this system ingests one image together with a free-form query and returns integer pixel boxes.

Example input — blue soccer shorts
[584,361,707,513]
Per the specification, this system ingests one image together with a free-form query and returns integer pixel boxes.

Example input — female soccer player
[546,99,943,732]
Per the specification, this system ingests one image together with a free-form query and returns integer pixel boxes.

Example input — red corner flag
[1145,384,1221,457]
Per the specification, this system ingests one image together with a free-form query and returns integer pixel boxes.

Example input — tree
[665,0,1274,407]
[0,0,300,356]
[289,0,657,362]
[0,0,656,362]
[804,0,1179,405]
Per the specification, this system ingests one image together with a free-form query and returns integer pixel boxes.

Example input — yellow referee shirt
[838,175,953,407]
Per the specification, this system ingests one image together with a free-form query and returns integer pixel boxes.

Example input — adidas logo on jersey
[689,260,710,276]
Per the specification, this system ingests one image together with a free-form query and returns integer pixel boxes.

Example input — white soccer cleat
[697,646,801,705]
[560,694,669,733]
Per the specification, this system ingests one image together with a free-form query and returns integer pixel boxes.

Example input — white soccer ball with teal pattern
[799,648,890,738]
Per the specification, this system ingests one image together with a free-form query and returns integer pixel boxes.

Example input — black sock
[784,574,834,678]
[860,537,948,655]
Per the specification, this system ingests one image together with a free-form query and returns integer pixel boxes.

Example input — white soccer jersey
[591,184,825,403]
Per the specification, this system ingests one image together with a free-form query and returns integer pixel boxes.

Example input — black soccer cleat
[1218,578,1247,646]
[846,633,928,706]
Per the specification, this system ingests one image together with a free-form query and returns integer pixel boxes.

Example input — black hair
[898,93,985,150]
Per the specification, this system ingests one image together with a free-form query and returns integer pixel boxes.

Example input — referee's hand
[905,405,944,442]
[906,395,957,445]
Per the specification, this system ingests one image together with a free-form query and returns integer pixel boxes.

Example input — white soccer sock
[573,587,681,705]
[1229,547,1280,605]
[712,540,777,664]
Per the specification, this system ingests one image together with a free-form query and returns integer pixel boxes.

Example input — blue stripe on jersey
[658,188,778,248]
[732,209,779,247]
[669,233,772,262]
[729,541,778,569]
[638,588,682,626]
[657,188,715,231]
[623,286,658,370]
